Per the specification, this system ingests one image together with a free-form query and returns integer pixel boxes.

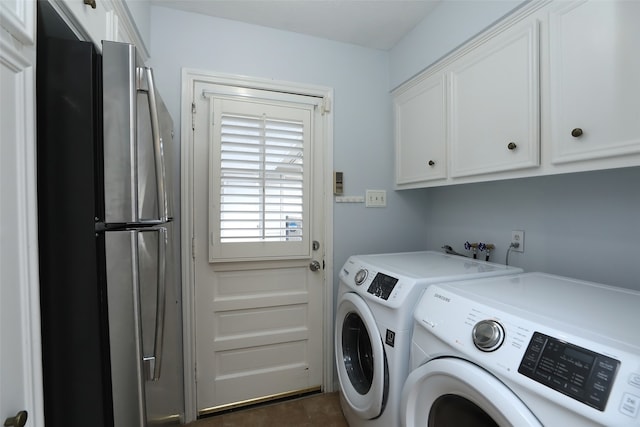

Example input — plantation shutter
[208,96,314,262]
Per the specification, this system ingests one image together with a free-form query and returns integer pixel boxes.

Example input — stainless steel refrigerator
[37,4,184,425]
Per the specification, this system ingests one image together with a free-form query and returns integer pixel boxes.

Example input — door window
[342,312,374,395]
[429,394,498,427]
[208,96,314,262]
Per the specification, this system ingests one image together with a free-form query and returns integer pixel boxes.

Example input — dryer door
[401,358,542,427]
[335,293,388,419]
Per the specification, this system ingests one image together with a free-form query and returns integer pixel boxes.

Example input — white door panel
[189,78,326,415]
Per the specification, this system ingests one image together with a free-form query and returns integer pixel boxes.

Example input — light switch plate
[366,190,386,207]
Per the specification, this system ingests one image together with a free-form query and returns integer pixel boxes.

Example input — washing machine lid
[414,273,640,426]
[349,251,521,281]
[335,293,387,419]
[401,358,542,427]
[431,272,640,349]
[339,251,522,312]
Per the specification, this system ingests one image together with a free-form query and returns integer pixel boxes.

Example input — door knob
[4,411,27,427]
[309,260,321,271]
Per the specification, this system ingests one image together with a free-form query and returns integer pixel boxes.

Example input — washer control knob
[472,320,505,352]
[354,269,368,286]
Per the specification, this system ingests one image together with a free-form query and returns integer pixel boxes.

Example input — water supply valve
[464,241,479,259]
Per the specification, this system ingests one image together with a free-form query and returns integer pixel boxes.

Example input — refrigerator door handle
[137,66,169,223]
[144,227,167,381]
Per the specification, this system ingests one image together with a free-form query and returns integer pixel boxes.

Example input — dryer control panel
[518,332,620,412]
[366,272,399,300]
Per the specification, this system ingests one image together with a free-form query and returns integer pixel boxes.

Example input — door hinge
[191,102,196,130]
[321,97,331,115]
[191,236,196,259]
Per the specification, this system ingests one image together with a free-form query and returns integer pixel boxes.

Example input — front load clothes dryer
[335,251,522,427]
[401,273,640,427]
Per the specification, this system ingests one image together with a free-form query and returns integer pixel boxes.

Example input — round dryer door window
[401,358,542,427]
[342,312,374,394]
[335,292,388,419]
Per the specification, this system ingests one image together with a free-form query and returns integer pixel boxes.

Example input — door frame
[180,68,334,422]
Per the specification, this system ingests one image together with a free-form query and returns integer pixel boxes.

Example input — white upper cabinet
[549,0,640,164]
[49,0,149,59]
[394,73,447,185]
[55,0,109,49]
[449,19,540,178]
[394,0,640,189]
[0,0,34,43]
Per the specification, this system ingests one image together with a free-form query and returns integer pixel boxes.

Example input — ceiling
[150,0,441,50]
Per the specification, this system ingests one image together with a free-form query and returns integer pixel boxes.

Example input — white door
[186,76,328,415]
[1,1,44,424]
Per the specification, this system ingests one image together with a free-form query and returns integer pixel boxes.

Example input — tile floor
[186,392,348,427]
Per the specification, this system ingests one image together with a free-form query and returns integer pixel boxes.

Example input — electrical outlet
[511,230,524,252]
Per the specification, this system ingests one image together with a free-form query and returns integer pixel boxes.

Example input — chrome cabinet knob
[571,128,583,137]
[507,142,517,150]
[83,0,97,8]
[428,160,435,166]
[4,411,28,427]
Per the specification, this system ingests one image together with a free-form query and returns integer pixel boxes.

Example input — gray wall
[420,167,640,289]
[148,2,640,297]
[388,1,640,291]
[389,0,526,89]
[123,0,151,54]
[147,6,430,298]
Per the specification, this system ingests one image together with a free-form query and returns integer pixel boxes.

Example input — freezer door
[106,226,184,427]
[105,229,147,427]
[142,222,185,425]
[102,41,174,225]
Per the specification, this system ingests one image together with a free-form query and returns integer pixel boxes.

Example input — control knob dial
[472,319,504,352]
[354,269,368,286]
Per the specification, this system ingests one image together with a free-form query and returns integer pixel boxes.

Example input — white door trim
[0,34,44,426]
[180,68,334,423]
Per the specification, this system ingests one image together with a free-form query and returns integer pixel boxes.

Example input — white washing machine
[401,272,640,427]
[335,251,522,427]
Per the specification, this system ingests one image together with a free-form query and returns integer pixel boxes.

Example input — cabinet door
[0,0,34,43]
[59,0,108,50]
[394,74,446,184]
[549,0,640,164]
[1,3,44,427]
[449,20,540,178]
